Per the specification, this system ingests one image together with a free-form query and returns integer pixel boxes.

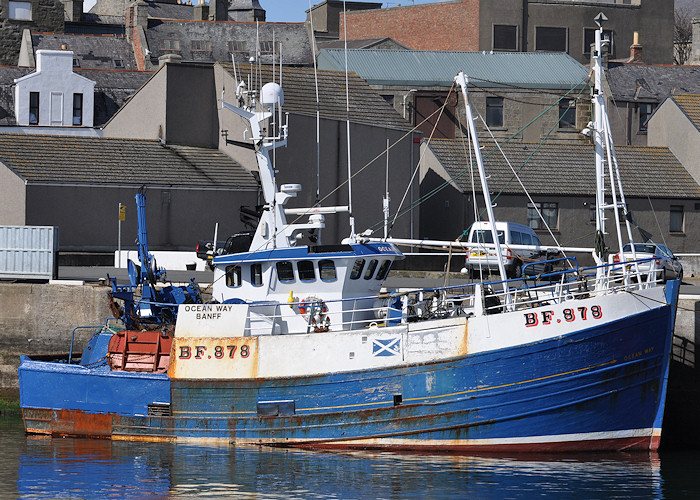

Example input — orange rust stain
[460,320,469,355]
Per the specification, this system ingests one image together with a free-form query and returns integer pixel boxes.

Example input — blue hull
[20,296,676,452]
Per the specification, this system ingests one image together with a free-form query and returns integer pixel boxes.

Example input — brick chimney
[629,31,643,63]
[126,1,149,43]
[689,18,700,65]
[62,0,84,22]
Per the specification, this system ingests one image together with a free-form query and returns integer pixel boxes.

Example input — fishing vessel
[18,23,679,452]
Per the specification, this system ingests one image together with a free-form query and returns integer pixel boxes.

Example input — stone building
[0,0,65,65]
[335,0,674,65]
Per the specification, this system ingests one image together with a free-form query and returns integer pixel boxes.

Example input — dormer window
[9,1,32,20]
[113,59,124,68]
[73,58,80,68]
[29,92,39,125]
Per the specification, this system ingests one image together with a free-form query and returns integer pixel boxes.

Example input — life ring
[299,296,330,332]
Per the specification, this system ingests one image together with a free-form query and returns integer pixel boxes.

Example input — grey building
[103,61,419,244]
[605,62,700,146]
[0,134,258,252]
[318,49,591,144]
[648,93,700,186]
[420,139,700,257]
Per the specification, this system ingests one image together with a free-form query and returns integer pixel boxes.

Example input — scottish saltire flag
[372,338,401,356]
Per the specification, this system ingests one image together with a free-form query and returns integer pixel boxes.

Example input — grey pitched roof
[145,19,313,65]
[317,49,589,89]
[0,134,257,188]
[31,33,137,71]
[149,2,196,20]
[427,139,700,199]
[606,63,700,103]
[0,66,153,127]
[317,38,408,50]
[219,63,410,129]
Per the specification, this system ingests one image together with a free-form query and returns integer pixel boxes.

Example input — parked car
[611,243,683,282]
[462,221,545,279]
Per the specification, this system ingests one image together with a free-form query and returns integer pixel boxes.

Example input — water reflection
[2,415,697,499]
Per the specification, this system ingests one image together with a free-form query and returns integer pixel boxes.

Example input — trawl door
[50,92,63,126]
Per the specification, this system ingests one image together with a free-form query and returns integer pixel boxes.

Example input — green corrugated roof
[317,49,590,89]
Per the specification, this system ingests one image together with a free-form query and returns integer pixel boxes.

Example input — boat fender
[288,290,297,309]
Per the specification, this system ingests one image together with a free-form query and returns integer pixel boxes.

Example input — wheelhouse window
[276,261,295,283]
[349,259,365,280]
[319,259,337,282]
[558,100,576,129]
[251,263,263,286]
[375,260,392,281]
[72,93,83,126]
[535,27,568,52]
[528,202,558,230]
[29,92,39,125]
[670,205,684,233]
[493,24,517,51]
[486,97,503,127]
[9,1,31,20]
[364,259,379,280]
[297,260,316,282]
[639,103,655,132]
[226,265,242,287]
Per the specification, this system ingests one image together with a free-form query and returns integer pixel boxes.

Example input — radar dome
[261,82,284,107]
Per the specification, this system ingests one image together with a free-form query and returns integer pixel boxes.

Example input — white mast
[455,72,510,296]
[592,14,607,278]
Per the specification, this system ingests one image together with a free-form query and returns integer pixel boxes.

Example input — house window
[228,40,248,53]
[73,58,80,68]
[639,103,655,132]
[535,27,568,52]
[583,28,614,56]
[559,100,576,129]
[486,97,503,127]
[9,1,31,20]
[670,205,684,233]
[259,41,279,53]
[113,59,124,68]
[72,93,83,126]
[528,202,558,230]
[226,265,242,287]
[29,92,39,125]
[162,39,181,51]
[493,25,518,51]
[191,40,212,51]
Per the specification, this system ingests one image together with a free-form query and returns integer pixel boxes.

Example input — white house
[14,50,96,128]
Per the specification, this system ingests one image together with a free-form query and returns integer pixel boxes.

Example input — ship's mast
[455,72,510,298]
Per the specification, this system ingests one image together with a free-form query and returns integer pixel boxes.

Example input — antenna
[308,0,321,205]
[343,0,356,242]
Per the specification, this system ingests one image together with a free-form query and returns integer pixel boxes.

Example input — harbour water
[2,415,699,499]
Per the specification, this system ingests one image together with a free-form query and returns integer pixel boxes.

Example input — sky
[262,0,445,23]
[82,1,446,21]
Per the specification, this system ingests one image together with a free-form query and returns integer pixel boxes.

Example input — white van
[462,221,543,279]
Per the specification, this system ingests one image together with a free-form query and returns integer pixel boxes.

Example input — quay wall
[0,282,111,390]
